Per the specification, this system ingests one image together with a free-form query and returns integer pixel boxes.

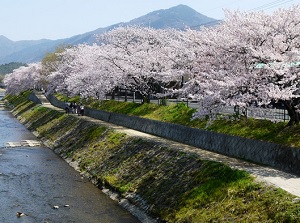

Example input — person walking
[80,104,84,116]
[65,102,70,114]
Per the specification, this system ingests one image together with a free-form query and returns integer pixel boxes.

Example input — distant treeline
[0,62,27,75]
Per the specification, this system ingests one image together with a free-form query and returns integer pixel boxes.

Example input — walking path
[35,92,300,197]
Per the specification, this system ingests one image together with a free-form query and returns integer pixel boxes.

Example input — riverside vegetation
[4,91,300,223]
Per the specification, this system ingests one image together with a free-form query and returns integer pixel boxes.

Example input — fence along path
[104,93,290,122]
[31,92,300,197]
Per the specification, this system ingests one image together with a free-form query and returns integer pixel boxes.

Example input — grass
[3,92,300,222]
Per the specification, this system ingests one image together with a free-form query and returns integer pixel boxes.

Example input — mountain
[128,4,217,29]
[0,5,218,64]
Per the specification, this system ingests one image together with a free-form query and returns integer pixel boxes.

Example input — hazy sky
[0,0,299,41]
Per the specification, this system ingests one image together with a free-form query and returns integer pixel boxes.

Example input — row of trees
[4,6,300,125]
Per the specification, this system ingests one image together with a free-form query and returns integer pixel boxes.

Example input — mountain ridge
[0,5,218,64]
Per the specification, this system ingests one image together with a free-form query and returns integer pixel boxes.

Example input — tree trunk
[111,87,118,100]
[282,101,300,126]
[124,89,128,102]
[111,91,115,100]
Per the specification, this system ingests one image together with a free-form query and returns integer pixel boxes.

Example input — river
[0,93,140,223]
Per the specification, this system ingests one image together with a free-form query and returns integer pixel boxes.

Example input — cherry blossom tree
[98,26,184,103]
[59,43,121,99]
[40,45,72,95]
[182,6,300,126]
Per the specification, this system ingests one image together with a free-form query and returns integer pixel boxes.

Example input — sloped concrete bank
[46,93,300,176]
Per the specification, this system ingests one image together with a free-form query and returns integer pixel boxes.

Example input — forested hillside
[0,62,27,74]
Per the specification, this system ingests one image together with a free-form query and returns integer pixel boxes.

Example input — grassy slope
[4,92,300,222]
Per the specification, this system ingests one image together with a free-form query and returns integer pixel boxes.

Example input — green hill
[0,62,27,74]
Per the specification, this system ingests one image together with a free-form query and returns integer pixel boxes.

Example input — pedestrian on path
[65,102,70,114]
[77,104,84,116]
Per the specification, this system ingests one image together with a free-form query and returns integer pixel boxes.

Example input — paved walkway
[35,92,300,197]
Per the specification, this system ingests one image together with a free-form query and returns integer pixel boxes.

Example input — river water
[0,96,140,223]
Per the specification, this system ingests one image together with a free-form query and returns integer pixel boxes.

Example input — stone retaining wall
[43,94,300,176]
